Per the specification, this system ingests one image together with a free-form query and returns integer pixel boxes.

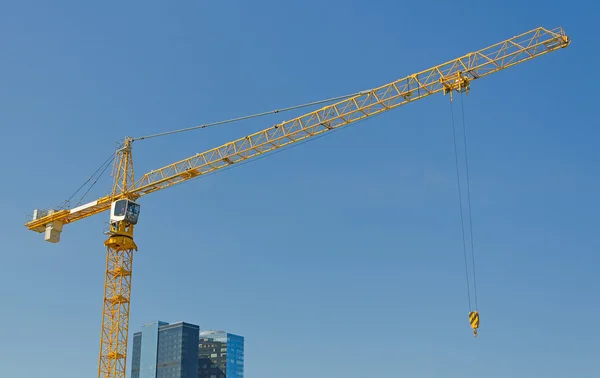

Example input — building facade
[131,321,200,378]
[198,330,244,378]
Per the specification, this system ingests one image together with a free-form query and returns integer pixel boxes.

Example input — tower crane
[24,26,570,378]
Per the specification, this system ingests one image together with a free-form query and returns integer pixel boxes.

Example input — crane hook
[469,311,480,338]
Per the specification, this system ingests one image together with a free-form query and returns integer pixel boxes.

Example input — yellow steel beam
[25,26,570,233]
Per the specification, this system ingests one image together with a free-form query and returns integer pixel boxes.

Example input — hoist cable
[460,93,479,310]
[450,99,473,312]
[132,91,371,142]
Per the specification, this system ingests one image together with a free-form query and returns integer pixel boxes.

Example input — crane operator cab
[110,199,141,231]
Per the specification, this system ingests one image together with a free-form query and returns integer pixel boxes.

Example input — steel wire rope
[57,153,115,210]
[131,90,372,142]
[74,155,115,207]
[450,98,473,312]
[460,93,479,310]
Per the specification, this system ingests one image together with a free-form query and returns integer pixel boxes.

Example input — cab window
[114,200,127,216]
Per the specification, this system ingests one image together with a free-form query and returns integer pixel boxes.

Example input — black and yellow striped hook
[469,311,480,337]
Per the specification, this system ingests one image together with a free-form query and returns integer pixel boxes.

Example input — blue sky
[1,1,598,377]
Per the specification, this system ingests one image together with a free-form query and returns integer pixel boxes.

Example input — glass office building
[131,321,200,378]
[198,330,244,378]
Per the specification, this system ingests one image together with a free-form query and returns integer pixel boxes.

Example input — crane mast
[98,138,138,378]
[23,26,570,378]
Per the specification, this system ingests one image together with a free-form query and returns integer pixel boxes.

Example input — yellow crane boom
[26,26,569,233]
[24,26,570,378]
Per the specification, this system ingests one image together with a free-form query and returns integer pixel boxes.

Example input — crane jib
[25,27,570,238]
